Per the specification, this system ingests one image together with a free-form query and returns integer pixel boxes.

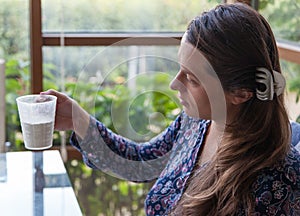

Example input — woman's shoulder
[291,121,300,149]
[254,146,300,192]
[283,147,300,181]
[251,147,300,214]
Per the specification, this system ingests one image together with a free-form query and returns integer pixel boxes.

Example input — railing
[277,40,300,64]
[30,32,300,93]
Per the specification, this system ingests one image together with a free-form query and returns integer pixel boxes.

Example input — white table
[0,150,82,216]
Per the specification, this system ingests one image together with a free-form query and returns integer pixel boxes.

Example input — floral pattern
[247,147,300,216]
[71,112,300,215]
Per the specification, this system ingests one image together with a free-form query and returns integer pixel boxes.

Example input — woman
[42,3,300,215]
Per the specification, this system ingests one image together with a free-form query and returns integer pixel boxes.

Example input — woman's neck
[199,121,225,165]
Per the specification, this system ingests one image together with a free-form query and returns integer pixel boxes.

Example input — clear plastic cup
[16,94,57,150]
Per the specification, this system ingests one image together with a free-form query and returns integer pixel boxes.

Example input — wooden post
[0,59,5,153]
[30,0,43,93]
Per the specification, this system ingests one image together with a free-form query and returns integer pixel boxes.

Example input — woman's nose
[169,71,184,91]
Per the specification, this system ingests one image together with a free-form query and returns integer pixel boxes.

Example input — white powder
[21,121,54,150]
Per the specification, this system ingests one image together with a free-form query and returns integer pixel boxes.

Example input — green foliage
[260,0,300,42]
[285,60,300,104]
[43,0,219,32]
[289,78,300,103]
[66,159,152,216]
[5,59,30,150]
[259,0,274,10]
[62,70,180,139]
[0,1,29,58]
[5,58,65,148]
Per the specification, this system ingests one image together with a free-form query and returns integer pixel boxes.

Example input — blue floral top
[70,112,300,215]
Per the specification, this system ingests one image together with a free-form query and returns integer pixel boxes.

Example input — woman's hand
[40,89,90,139]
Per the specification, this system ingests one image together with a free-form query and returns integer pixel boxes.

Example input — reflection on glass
[0,154,7,182]
[0,151,81,216]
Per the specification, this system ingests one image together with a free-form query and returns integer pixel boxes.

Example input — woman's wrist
[72,100,90,139]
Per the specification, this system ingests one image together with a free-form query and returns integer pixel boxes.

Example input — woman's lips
[179,97,189,107]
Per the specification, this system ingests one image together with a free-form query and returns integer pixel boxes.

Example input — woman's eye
[186,75,198,85]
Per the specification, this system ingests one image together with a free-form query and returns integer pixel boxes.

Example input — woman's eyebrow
[181,66,193,75]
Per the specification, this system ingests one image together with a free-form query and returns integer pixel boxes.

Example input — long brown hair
[172,3,291,215]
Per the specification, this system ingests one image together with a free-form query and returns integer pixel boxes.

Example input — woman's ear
[229,89,253,105]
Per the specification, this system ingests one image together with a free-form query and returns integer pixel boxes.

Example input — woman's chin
[183,108,211,120]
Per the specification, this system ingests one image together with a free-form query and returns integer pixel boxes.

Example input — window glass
[259,1,300,122]
[42,0,222,32]
[43,46,181,139]
[281,59,300,121]
[1,1,30,147]
[0,0,29,59]
[259,0,300,43]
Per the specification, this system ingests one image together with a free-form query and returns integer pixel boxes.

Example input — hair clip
[273,69,286,96]
[255,67,286,101]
